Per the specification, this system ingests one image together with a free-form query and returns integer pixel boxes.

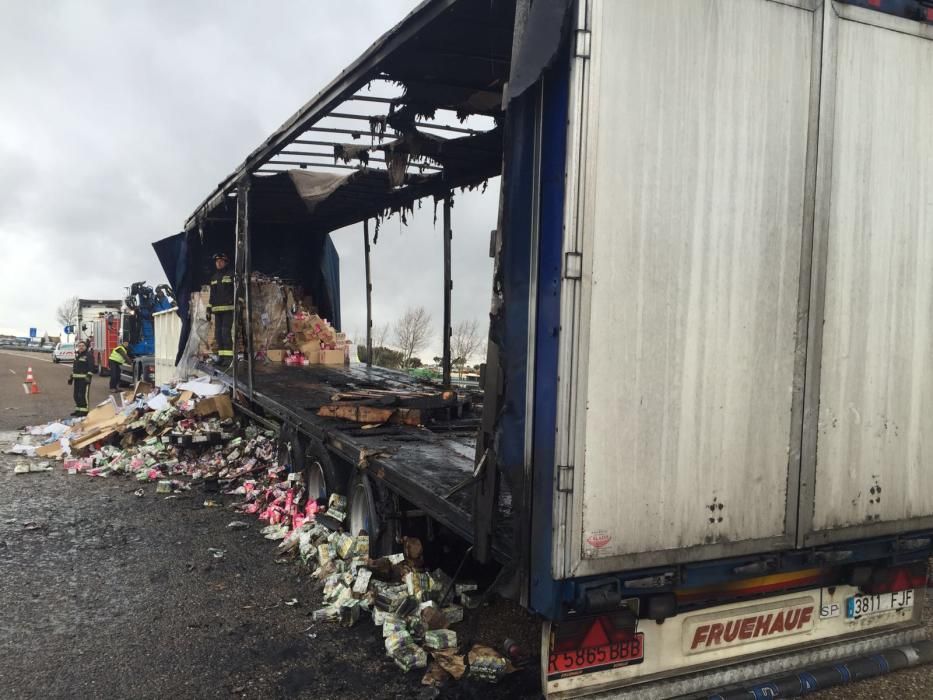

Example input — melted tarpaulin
[287,170,355,215]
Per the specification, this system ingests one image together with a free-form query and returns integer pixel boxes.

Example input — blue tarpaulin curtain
[152,229,341,364]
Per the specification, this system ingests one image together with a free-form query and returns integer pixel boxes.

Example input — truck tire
[348,472,397,557]
[303,438,349,505]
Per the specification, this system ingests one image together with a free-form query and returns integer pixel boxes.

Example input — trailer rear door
[551,0,823,578]
[800,4,933,545]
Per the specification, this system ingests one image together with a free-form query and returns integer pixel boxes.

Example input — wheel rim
[306,460,327,502]
[349,479,373,537]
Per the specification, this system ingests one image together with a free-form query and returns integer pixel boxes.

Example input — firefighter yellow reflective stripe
[217,350,234,357]
[211,280,217,285]
[71,373,89,379]
[222,276,232,283]
[212,305,234,312]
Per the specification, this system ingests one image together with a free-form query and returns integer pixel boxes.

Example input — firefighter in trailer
[68,340,93,416]
[207,252,234,366]
[108,340,131,393]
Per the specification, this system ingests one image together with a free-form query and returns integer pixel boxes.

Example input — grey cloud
[0,1,497,352]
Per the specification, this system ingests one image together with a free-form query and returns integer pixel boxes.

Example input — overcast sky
[0,0,497,359]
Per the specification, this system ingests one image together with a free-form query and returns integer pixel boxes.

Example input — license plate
[547,625,644,680]
[846,589,914,619]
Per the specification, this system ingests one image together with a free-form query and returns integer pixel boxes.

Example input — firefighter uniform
[208,263,235,362]
[109,343,130,391]
[69,347,93,416]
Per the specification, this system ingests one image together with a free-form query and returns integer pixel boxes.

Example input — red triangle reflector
[580,618,611,648]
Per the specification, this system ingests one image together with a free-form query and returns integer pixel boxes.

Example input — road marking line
[8,369,15,374]
[0,350,55,363]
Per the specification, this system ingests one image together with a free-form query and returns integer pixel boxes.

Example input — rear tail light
[863,563,927,595]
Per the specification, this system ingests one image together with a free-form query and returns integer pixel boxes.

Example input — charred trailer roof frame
[156,0,574,587]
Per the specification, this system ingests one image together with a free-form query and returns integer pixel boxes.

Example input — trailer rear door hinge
[575,29,591,59]
[557,464,574,493]
[563,252,583,280]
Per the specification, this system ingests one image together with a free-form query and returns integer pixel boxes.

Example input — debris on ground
[7,377,511,687]
[14,461,52,474]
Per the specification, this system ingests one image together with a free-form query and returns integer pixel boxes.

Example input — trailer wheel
[303,439,348,504]
[348,472,397,557]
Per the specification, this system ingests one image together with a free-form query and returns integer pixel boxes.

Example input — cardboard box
[300,342,320,363]
[84,402,116,428]
[36,440,65,458]
[70,414,128,452]
[195,394,234,420]
[320,349,346,366]
[265,349,285,363]
[132,380,154,397]
[290,316,311,334]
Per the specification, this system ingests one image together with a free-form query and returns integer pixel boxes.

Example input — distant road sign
[64,325,74,335]
[29,328,36,338]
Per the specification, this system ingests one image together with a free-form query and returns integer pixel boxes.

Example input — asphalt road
[0,349,111,430]
[0,350,539,700]
[1,348,931,699]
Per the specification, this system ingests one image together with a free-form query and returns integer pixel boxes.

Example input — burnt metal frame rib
[185,0,461,231]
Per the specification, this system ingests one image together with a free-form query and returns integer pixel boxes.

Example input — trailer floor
[205,361,513,560]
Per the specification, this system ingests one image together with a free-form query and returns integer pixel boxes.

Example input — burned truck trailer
[155,0,933,696]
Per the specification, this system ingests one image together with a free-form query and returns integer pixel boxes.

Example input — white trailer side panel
[153,309,182,386]
[809,14,933,535]
[555,0,818,576]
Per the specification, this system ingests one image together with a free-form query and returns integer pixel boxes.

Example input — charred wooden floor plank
[201,362,513,561]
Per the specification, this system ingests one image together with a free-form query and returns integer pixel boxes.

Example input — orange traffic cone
[22,366,38,394]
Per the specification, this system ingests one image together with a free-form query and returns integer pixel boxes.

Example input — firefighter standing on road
[207,252,234,367]
[108,340,130,393]
[68,340,93,417]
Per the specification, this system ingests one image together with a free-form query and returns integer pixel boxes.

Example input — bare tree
[358,322,394,366]
[372,322,391,350]
[451,319,483,378]
[394,306,432,368]
[56,296,80,331]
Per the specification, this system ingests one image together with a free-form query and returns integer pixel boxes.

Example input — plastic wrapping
[177,287,215,374]
[250,277,290,357]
